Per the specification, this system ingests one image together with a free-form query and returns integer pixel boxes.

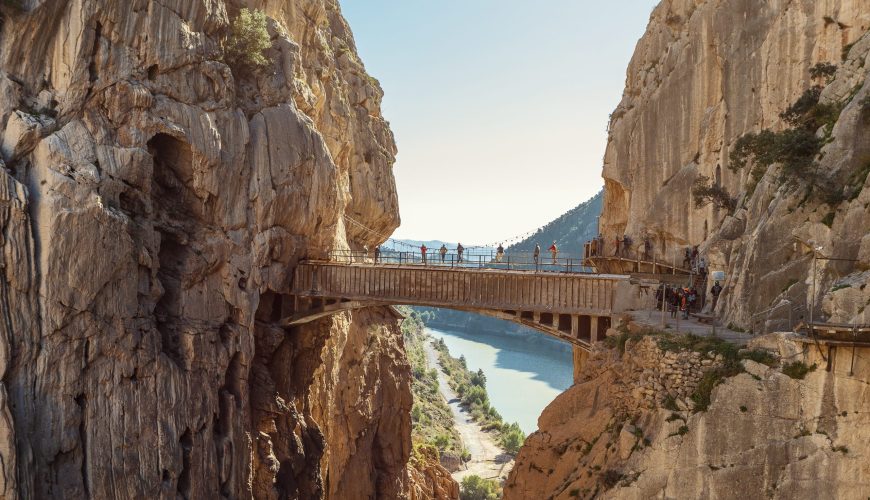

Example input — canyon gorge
[0,0,869,499]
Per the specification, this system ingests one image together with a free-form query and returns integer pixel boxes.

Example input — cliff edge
[0,0,423,498]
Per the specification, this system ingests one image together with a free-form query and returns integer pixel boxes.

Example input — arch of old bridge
[283,260,636,358]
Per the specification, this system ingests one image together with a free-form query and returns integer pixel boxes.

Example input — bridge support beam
[572,346,589,383]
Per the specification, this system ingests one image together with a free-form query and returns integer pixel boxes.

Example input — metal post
[810,254,816,338]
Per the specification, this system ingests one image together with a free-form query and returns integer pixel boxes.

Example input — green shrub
[692,175,736,212]
[782,361,817,379]
[810,62,838,81]
[224,8,271,74]
[601,469,624,489]
[741,349,778,367]
[470,368,487,388]
[460,475,500,500]
[500,422,526,455]
[461,385,488,408]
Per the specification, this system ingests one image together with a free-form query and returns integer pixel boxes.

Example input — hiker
[698,257,708,281]
[496,243,505,263]
[670,287,680,318]
[533,244,541,266]
[456,243,464,263]
[622,235,632,257]
[420,244,428,265]
[691,246,700,268]
[589,237,598,257]
[688,287,698,312]
[643,237,652,261]
[548,241,558,264]
[374,245,381,264]
[681,288,690,319]
[683,248,692,269]
[439,244,447,263]
[710,281,723,310]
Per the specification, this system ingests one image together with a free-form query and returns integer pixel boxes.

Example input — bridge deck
[291,262,630,316]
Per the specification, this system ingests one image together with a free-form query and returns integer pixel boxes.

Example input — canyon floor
[424,340,514,483]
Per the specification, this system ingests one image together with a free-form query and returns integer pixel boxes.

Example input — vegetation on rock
[224,8,271,74]
[401,308,463,457]
[692,175,736,212]
[460,474,501,500]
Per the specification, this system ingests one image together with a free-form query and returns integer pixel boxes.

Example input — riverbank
[423,340,514,483]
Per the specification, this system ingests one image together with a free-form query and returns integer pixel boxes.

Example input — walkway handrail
[324,249,596,274]
[750,300,807,334]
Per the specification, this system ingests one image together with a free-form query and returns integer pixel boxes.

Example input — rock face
[0,1,424,498]
[504,334,870,499]
[599,0,870,329]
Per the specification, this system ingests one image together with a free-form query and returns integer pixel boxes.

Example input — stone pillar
[572,346,590,383]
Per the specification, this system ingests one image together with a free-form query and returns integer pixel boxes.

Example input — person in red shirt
[420,244,428,265]
[548,241,558,264]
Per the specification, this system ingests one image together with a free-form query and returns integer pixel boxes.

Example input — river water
[426,326,573,435]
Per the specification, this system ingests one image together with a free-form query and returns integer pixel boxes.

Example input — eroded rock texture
[0,0,420,498]
[599,0,870,329]
[505,334,870,499]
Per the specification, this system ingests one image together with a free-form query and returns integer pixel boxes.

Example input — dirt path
[424,340,513,482]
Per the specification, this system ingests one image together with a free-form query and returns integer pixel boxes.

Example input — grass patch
[832,445,849,454]
[831,283,851,293]
[662,395,679,411]
[782,361,817,379]
[741,349,779,367]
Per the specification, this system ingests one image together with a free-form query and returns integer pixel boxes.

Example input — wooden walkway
[285,262,636,348]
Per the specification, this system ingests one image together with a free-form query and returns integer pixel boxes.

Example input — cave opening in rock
[149,133,196,370]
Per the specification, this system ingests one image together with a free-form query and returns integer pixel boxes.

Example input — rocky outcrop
[407,447,460,500]
[505,333,870,499]
[0,0,416,498]
[599,0,870,329]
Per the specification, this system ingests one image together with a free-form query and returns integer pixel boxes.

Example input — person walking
[589,237,598,257]
[643,237,652,261]
[374,245,381,264]
[670,287,680,318]
[683,248,692,269]
[681,288,690,319]
[439,244,447,263]
[622,234,632,258]
[548,241,558,265]
[710,281,723,310]
[496,243,505,263]
[420,244,428,265]
[533,244,541,267]
[456,243,464,263]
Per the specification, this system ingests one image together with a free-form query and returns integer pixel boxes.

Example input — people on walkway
[457,243,464,263]
[691,246,699,268]
[622,234,632,258]
[496,243,505,263]
[421,244,428,265]
[670,287,680,318]
[681,287,690,319]
[698,257,708,282]
[374,245,381,264]
[643,237,652,261]
[533,244,540,266]
[589,237,598,257]
[439,244,447,263]
[548,241,558,264]
[710,281,723,310]
[683,247,692,269]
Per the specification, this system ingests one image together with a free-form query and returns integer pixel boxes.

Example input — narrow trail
[423,340,513,483]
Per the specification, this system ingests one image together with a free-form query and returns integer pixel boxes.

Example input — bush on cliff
[460,475,500,500]
[500,422,526,455]
[224,8,271,74]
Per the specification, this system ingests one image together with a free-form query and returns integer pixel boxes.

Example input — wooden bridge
[283,261,638,350]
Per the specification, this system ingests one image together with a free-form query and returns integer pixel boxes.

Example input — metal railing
[321,249,597,274]
[582,240,697,274]
[750,300,807,334]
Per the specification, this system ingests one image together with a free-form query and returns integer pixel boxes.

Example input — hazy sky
[342,1,659,246]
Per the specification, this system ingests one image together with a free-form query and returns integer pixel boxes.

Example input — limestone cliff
[600,0,870,329]
[0,0,419,498]
[505,332,869,499]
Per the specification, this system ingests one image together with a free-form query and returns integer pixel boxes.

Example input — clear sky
[342,1,659,246]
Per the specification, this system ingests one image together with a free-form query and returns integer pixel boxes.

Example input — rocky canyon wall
[0,0,417,498]
[600,0,870,329]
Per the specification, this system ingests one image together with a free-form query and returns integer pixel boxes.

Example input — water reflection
[427,326,573,434]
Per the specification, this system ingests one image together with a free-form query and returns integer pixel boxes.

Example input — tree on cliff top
[224,8,271,74]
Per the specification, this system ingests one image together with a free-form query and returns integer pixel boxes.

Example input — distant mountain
[506,190,602,255]
[382,239,494,253]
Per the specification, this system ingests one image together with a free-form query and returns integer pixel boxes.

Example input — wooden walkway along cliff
[284,261,637,352]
